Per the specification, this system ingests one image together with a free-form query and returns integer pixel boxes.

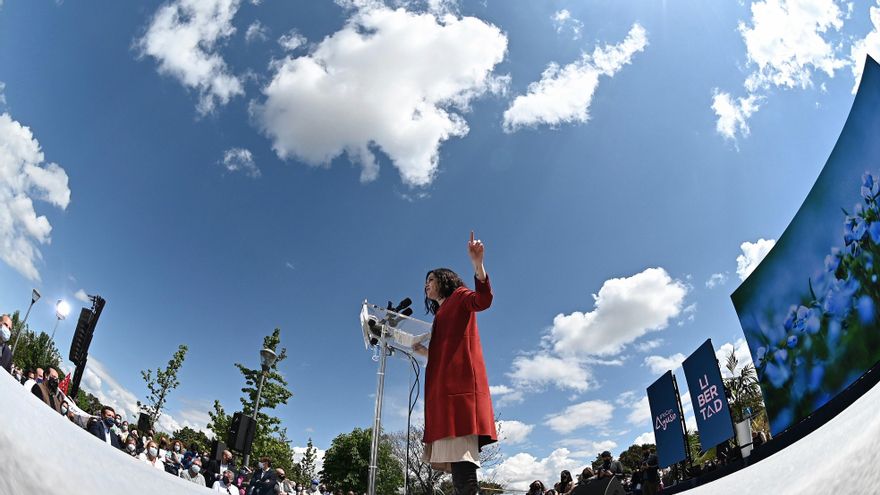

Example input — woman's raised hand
[468,230,487,280]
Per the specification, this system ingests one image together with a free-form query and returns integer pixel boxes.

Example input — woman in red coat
[414,231,497,495]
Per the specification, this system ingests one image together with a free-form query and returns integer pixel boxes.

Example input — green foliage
[8,311,62,373]
[74,388,103,415]
[686,431,701,459]
[295,438,319,486]
[723,349,764,423]
[208,329,296,474]
[321,427,402,495]
[619,443,654,474]
[139,344,188,429]
[173,426,211,452]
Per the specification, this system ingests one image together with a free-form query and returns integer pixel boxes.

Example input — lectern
[359,301,431,495]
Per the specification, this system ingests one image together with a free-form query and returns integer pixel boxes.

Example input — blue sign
[646,371,688,468]
[683,339,734,449]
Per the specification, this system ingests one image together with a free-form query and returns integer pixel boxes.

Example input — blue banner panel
[647,371,687,468]
[731,55,880,436]
[683,339,734,449]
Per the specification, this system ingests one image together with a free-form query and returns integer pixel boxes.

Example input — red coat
[423,276,497,449]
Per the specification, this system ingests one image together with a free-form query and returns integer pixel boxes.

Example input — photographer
[595,451,623,480]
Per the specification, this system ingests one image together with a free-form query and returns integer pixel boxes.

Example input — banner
[732,55,880,435]
[683,339,734,449]
[646,371,688,468]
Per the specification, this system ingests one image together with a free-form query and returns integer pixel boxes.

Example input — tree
[173,426,211,452]
[74,388,103,415]
[139,344,188,429]
[723,349,764,423]
[207,329,295,473]
[321,427,402,495]
[619,443,654,474]
[8,311,62,373]
[297,438,319,485]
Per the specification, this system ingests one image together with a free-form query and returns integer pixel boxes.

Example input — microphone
[394,298,412,313]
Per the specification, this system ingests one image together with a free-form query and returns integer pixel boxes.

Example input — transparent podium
[359,301,431,495]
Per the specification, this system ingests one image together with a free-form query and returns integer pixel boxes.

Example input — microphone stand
[368,324,391,495]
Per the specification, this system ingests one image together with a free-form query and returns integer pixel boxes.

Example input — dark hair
[101,405,115,415]
[558,470,573,491]
[424,268,465,314]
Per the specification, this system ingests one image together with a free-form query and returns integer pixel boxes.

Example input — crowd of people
[525,447,661,495]
[1,313,347,495]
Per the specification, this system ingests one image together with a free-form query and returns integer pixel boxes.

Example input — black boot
[451,461,479,495]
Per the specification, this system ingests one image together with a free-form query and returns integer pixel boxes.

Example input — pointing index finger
[470,230,475,243]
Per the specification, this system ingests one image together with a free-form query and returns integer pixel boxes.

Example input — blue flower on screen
[764,360,790,388]
[786,334,798,348]
[869,221,880,244]
[856,295,875,325]
[862,172,878,200]
[808,364,824,392]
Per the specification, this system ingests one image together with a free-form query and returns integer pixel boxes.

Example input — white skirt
[422,435,481,473]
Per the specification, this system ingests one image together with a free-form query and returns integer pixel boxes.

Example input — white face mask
[127,444,136,452]
[60,406,69,415]
[148,447,158,457]
[191,465,201,474]
[0,325,10,342]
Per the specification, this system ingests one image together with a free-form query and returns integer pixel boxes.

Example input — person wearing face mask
[180,457,207,486]
[31,367,64,413]
[139,440,166,470]
[249,457,278,495]
[87,405,123,449]
[206,449,237,486]
[213,469,238,493]
[124,436,139,457]
[0,314,14,373]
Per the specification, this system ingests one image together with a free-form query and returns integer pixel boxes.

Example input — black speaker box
[137,412,152,433]
[227,412,256,453]
[211,439,227,461]
[570,477,625,495]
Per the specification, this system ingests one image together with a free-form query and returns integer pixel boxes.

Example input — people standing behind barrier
[157,438,170,460]
[207,450,237,486]
[124,435,140,457]
[641,446,660,495]
[32,367,63,413]
[88,406,123,449]
[213,470,238,493]
[0,314,13,373]
[554,470,574,495]
[249,457,278,495]
[139,440,166,470]
[596,451,624,480]
[180,456,207,486]
[527,480,546,495]
[274,469,294,494]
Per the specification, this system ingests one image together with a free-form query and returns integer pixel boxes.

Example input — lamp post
[11,288,41,358]
[243,347,277,469]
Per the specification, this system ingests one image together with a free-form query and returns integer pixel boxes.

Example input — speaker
[227,412,256,453]
[211,439,227,462]
[137,412,152,433]
[570,477,625,495]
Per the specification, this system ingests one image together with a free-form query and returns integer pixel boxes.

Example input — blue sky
[1,0,879,489]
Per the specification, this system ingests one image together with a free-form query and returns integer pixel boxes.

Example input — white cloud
[635,339,663,353]
[503,23,647,132]
[137,0,244,115]
[549,267,688,357]
[0,81,6,106]
[632,431,654,445]
[736,238,776,280]
[277,29,306,51]
[558,438,618,457]
[496,419,534,444]
[740,0,847,92]
[626,395,651,426]
[0,112,71,281]
[81,357,141,421]
[705,272,729,289]
[489,384,514,395]
[711,90,761,141]
[544,400,615,434]
[220,147,260,178]
[716,338,754,378]
[488,448,585,492]
[74,289,90,303]
[507,353,593,393]
[850,1,880,92]
[254,6,508,187]
[551,9,583,40]
[245,20,268,43]
[643,353,686,375]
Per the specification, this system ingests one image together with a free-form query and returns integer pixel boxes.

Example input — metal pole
[243,370,267,469]
[368,332,390,495]
[42,317,61,366]
[10,300,35,357]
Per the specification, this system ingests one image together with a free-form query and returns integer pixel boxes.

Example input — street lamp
[50,299,71,343]
[11,288,41,358]
[243,347,277,468]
